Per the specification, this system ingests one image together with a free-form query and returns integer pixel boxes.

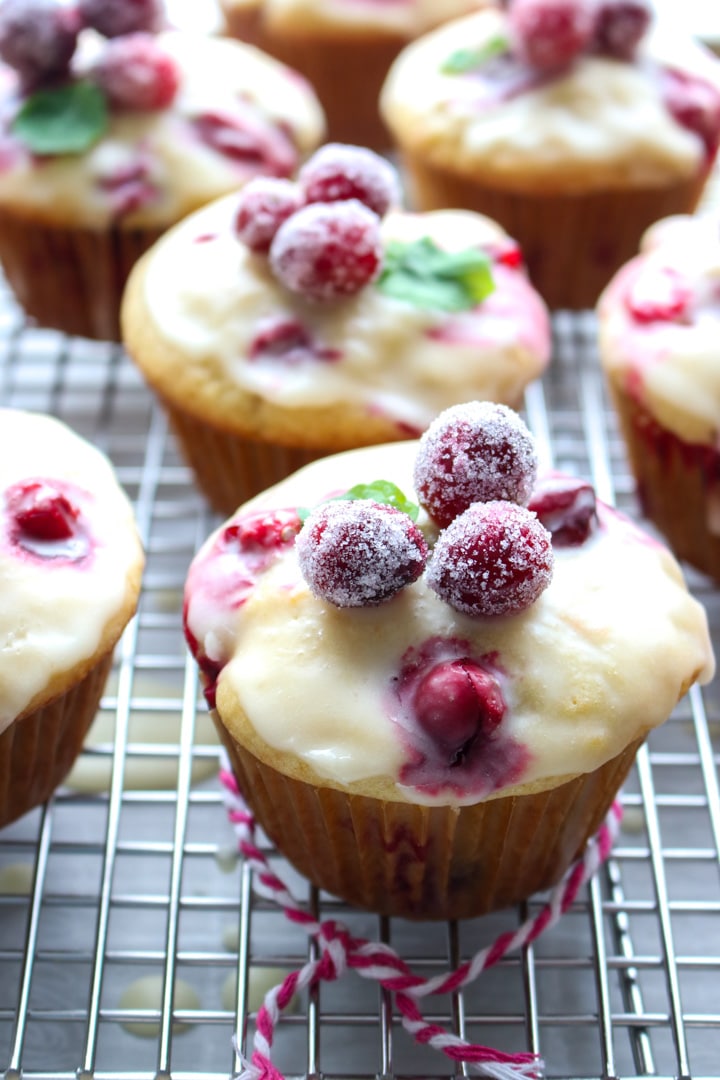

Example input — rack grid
[0,272,719,1080]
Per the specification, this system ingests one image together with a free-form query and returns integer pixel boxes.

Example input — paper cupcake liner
[400,154,709,310]
[0,649,115,829]
[215,714,643,920]
[0,210,165,341]
[609,385,720,581]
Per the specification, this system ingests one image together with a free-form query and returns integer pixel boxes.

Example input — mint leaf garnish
[339,480,420,521]
[441,35,510,75]
[12,82,108,156]
[377,237,495,312]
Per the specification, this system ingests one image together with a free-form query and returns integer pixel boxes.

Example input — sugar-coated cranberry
[660,67,720,161]
[426,500,553,617]
[234,177,305,254]
[527,473,597,545]
[5,479,79,541]
[298,143,400,218]
[297,500,428,608]
[413,402,538,529]
[90,33,179,111]
[269,199,383,302]
[625,265,693,323]
[0,0,80,90]
[192,109,298,177]
[413,659,505,765]
[78,0,162,38]
[591,0,651,61]
[509,0,594,71]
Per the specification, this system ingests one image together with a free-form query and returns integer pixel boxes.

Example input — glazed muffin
[218,0,484,149]
[122,144,551,516]
[598,213,720,581]
[0,408,144,828]
[380,0,720,310]
[183,403,714,919]
[0,0,325,341]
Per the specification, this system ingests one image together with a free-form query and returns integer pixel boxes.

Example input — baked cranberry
[192,109,298,177]
[527,473,597,545]
[413,402,538,529]
[248,317,341,364]
[222,508,302,558]
[298,143,400,218]
[426,500,553,617]
[297,500,428,607]
[90,33,179,111]
[591,0,651,60]
[509,0,594,71]
[625,265,693,323]
[97,156,158,217]
[413,659,505,765]
[269,199,383,302]
[660,67,720,161]
[0,0,80,90]
[5,479,79,540]
[234,177,304,253]
[78,0,162,38]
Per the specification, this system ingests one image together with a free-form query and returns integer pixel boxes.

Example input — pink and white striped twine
[219,755,623,1080]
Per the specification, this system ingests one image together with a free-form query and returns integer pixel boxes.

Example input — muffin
[598,212,720,581]
[0,408,144,828]
[0,0,325,341]
[122,144,551,516]
[380,0,720,310]
[183,403,714,919]
[218,0,484,149]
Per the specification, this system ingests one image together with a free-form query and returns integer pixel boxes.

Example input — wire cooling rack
[0,272,719,1080]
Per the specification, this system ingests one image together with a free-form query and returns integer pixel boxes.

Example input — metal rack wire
[0,274,718,1080]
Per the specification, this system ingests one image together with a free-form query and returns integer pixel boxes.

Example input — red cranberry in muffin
[298,143,400,218]
[426,500,553,617]
[235,177,305,254]
[414,401,538,529]
[508,0,594,71]
[297,500,428,607]
[0,0,80,89]
[528,473,597,545]
[269,199,383,302]
[413,658,505,766]
[90,33,180,111]
[6,479,79,541]
[591,0,651,60]
[78,0,163,38]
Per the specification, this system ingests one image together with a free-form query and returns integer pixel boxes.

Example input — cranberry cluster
[234,143,400,302]
[508,0,651,70]
[296,402,598,617]
[0,0,178,110]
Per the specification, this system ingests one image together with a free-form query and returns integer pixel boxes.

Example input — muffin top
[122,150,551,444]
[0,409,144,732]
[0,18,325,228]
[222,0,486,39]
[184,409,714,807]
[380,3,720,191]
[598,213,720,446]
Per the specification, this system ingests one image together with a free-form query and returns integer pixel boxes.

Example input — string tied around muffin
[219,754,623,1080]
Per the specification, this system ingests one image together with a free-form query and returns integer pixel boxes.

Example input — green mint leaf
[440,35,510,75]
[321,480,419,521]
[377,237,495,312]
[12,81,108,156]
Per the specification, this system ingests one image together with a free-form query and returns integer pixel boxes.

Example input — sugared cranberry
[298,143,400,218]
[625,265,693,323]
[234,177,305,254]
[509,0,594,71]
[527,473,597,545]
[413,402,538,529]
[192,109,298,177]
[660,67,720,161]
[269,199,383,303]
[426,500,553,617]
[591,0,651,61]
[297,500,428,608]
[413,659,505,765]
[0,0,80,90]
[78,0,162,38]
[5,480,79,541]
[90,33,179,111]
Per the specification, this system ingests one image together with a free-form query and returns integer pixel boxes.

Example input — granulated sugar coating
[414,402,539,528]
[296,499,428,607]
[426,500,553,617]
[298,143,401,218]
